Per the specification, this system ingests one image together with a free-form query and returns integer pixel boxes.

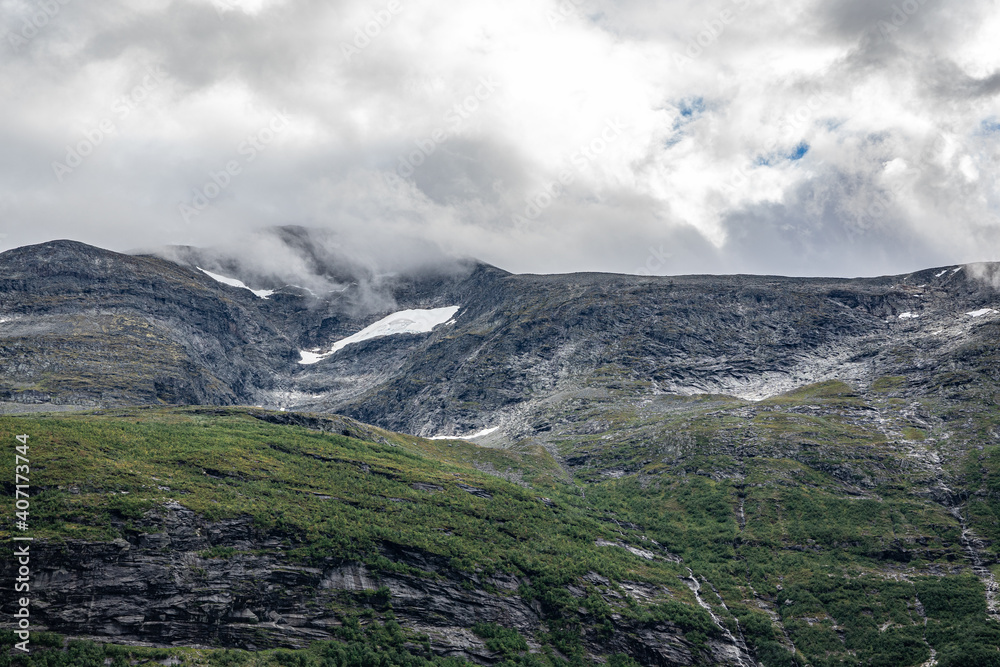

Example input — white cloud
[1,0,998,276]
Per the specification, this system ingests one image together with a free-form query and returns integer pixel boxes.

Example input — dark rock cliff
[12,502,738,665]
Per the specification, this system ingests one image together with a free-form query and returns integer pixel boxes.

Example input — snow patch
[966,308,996,318]
[198,268,274,299]
[952,266,964,273]
[299,306,459,364]
[429,426,499,441]
[898,312,919,319]
[298,350,327,365]
[934,270,948,278]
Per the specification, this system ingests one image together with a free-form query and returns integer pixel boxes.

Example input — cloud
[968,262,1000,290]
[152,224,475,314]
[0,0,998,277]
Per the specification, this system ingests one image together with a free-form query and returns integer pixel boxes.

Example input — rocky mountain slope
[2,239,998,440]
[1,407,762,666]
[1,236,999,666]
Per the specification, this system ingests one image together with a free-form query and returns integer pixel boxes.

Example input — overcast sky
[2,0,999,277]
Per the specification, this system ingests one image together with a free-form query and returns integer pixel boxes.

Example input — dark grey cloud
[0,0,997,277]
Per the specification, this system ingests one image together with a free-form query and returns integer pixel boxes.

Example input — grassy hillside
[2,397,999,666]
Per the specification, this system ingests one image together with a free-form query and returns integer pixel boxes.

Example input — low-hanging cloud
[968,262,1000,291]
[150,224,474,314]
[1,0,998,278]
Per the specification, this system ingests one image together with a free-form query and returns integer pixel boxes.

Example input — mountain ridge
[3,239,997,432]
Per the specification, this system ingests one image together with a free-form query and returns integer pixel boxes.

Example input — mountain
[4,239,998,436]
[1,238,1000,666]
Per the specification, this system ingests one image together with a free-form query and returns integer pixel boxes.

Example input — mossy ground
[2,391,999,666]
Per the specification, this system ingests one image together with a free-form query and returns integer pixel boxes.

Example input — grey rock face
[0,240,296,407]
[2,503,729,665]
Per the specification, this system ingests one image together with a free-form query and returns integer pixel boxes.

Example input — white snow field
[299,306,460,364]
[429,426,499,441]
[198,268,275,299]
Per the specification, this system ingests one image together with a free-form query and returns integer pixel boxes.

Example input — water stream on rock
[685,568,757,667]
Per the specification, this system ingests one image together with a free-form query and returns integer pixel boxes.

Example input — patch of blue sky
[980,117,1000,135]
[754,141,809,167]
[788,141,809,160]
[664,97,707,147]
[678,97,705,118]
